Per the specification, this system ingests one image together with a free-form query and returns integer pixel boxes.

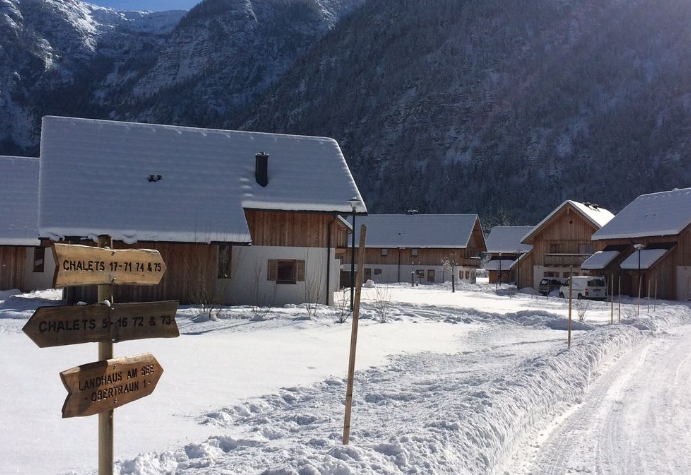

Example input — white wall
[218,246,339,306]
[349,263,476,285]
[22,246,56,291]
[677,266,691,301]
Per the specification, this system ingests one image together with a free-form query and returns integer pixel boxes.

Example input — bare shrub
[334,290,351,323]
[574,298,590,322]
[372,283,392,322]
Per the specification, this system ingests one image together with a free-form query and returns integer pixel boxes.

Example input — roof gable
[352,214,483,248]
[522,200,614,244]
[0,156,39,246]
[485,226,534,253]
[39,116,366,244]
[593,187,691,240]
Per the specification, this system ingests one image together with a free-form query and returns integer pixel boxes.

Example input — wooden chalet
[484,226,533,284]
[342,213,486,285]
[588,187,691,301]
[39,116,365,306]
[516,200,614,290]
[0,156,55,292]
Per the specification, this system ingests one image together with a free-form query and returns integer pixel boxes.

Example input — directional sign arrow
[60,353,164,418]
[23,301,179,348]
[52,243,167,287]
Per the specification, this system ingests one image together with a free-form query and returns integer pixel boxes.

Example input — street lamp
[633,243,644,316]
[348,197,359,311]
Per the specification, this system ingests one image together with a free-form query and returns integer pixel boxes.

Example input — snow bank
[113,317,680,475]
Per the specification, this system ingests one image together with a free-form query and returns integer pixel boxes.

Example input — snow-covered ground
[1,282,690,474]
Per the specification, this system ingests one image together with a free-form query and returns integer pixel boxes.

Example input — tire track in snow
[516,326,691,475]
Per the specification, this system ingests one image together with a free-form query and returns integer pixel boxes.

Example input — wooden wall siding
[529,205,602,267]
[345,248,481,267]
[468,220,487,254]
[0,246,26,291]
[516,252,534,289]
[593,224,691,300]
[246,210,345,248]
[61,241,217,304]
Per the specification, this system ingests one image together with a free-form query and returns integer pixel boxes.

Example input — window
[268,259,305,284]
[374,268,382,275]
[415,269,424,280]
[217,243,232,278]
[549,243,562,253]
[33,246,45,273]
[465,270,470,279]
[381,248,389,256]
[578,243,594,254]
[563,271,571,278]
[427,269,435,282]
[544,271,558,277]
[411,248,419,257]
[364,268,372,281]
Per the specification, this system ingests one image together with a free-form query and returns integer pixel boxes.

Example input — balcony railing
[544,253,591,267]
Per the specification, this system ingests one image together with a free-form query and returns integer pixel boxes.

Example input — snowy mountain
[0,0,363,152]
[3,0,691,224]
[241,0,691,224]
[0,0,184,150]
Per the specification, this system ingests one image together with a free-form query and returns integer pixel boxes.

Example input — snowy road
[512,325,691,475]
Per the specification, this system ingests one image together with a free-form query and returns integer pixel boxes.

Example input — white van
[559,276,607,300]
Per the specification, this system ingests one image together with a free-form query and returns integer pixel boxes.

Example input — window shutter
[268,260,278,281]
[296,260,305,281]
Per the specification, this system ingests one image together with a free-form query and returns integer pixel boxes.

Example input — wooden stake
[618,276,621,323]
[343,225,367,445]
[647,279,651,313]
[568,266,572,349]
[97,236,114,475]
[654,276,658,311]
[610,275,614,324]
[637,276,642,317]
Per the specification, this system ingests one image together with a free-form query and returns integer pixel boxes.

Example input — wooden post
[637,275,642,317]
[654,276,658,311]
[568,266,572,349]
[610,275,614,325]
[97,236,114,475]
[618,276,621,323]
[647,279,651,313]
[343,225,367,445]
[619,276,621,323]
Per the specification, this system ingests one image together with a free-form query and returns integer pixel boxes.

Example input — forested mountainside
[3,0,691,224]
[241,0,691,225]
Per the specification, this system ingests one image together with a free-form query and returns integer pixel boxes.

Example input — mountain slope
[241,0,691,223]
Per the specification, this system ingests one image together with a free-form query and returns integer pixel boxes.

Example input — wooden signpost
[26,237,177,475]
[52,243,166,287]
[23,301,179,348]
[61,353,164,418]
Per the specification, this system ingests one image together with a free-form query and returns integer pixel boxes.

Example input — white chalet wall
[219,246,339,306]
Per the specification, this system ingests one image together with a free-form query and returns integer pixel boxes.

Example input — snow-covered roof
[485,226,534,254]
[593,187,691,240]
[620,249,670,270]
[0,156,40,246]
[581,251,620,270]
[484,259,517,271]
[39,116,366,244]
[522,200,614,244]
[352,214,482,248]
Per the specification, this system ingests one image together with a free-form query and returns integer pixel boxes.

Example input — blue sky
[86,0,201,11]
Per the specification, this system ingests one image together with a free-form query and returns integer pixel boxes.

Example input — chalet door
[427,269,435,282]
[364,268,372,282]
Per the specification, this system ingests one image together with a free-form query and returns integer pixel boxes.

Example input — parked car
[538,278,563,296]
[559,276,607,300]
